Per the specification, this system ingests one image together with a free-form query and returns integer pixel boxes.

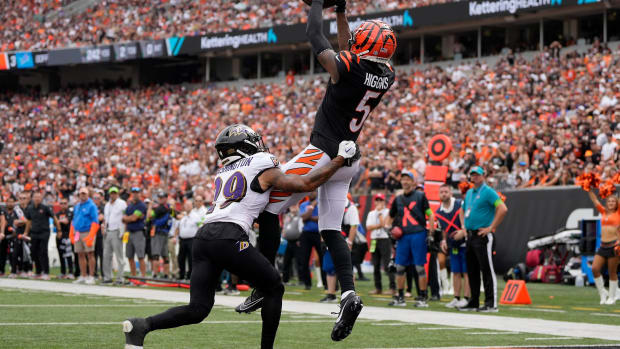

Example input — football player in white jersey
[123,124,359,349]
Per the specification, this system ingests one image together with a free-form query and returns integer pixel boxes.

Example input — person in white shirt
[365,193,395,295]
[102,186,127,284]
[174,197,203,280]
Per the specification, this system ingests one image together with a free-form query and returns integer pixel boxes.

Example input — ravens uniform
[123,125,358,349]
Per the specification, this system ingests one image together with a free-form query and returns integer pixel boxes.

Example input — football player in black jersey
[237,0,397,342]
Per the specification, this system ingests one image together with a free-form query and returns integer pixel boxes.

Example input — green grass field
[1,272,620,348]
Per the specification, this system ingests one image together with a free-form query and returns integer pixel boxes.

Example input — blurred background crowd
[1,0,446,52]
[2,41,619,208]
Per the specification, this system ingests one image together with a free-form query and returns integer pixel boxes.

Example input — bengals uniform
[266,21,396,233]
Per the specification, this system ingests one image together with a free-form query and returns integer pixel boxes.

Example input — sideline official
[459,166,507,312]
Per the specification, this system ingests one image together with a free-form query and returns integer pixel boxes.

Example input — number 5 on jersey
[350,90,381,133]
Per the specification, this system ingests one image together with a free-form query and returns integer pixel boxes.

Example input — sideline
[2,279,620,342]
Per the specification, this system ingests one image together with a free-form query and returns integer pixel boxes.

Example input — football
[301,0,339,8]
[390,226,403,240]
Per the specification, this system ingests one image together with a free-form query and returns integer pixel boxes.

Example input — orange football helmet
[349,20,397,64]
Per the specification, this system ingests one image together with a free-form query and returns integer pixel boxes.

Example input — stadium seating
[1,0,455,51]
[1,43,618,201]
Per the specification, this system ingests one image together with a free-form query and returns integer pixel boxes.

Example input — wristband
[335,4,346,13]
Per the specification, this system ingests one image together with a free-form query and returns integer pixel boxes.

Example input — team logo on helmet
[349,20,397,64]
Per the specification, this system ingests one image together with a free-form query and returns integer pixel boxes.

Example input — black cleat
[331,293,363,341]
[235,288,264,314]
[123,318,149,349]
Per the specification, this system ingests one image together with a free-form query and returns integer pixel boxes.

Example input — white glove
[337,141,357,159]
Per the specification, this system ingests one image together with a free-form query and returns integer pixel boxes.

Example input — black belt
[467,229,479,238]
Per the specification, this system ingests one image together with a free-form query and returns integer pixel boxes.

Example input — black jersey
[311,51,395,158]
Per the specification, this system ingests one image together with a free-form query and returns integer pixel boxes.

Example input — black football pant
[177,237,193,280]
[466,232,497,308]
[371,239,395,292]
[0,238,8,274]
[30,236,49,275]
[147,237,284,349]
[281,239,299,283]
[427,251,440,298]
[297,230,325,288]
[351,242,368,279]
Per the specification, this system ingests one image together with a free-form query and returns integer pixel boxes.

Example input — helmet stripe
[355,22,380,52]
[359,25,382,53]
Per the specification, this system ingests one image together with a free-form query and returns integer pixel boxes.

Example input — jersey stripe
[285,167,312,175]
[270,191,292,197]
[303,148,322,155]
[339,52,350,71]
[295,153,323,166]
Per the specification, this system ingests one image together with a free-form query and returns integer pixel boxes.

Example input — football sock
[147,302,211,331]
[257,211,281,266]
[398,289,404,298]
[260,283,285,349]
[321,230,355,293]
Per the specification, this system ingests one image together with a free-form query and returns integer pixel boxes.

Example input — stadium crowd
[2,0,447,52]
[0,41,620,291]
[2,41,620,203]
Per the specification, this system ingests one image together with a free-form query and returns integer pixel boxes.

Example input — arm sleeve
[335,51,357,77]
[306,0,332,56]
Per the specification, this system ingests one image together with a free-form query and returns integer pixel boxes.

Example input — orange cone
[500,280,532,305]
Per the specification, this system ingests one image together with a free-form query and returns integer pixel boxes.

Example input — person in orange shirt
[587,191,620,305]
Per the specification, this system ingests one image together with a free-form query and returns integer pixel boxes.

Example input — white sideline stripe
[0,304,179,307]
[0,319,348,326]
[511,307,567,313]
[591,312,620,318]
[525,337,577,340]
[3,280,620,341]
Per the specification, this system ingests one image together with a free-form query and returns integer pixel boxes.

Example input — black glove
[344,144,361,167]
[335,0,346,13]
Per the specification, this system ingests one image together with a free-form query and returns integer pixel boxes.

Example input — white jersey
[203,152,280,234]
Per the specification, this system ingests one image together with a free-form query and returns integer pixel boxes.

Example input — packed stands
[1,0,452,52]
[2,43,619,203]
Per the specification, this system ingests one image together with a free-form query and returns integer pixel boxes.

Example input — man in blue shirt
[71,187,99,285]
[123,187,148,277]
[458,166,508,312]
[297,191,323,290]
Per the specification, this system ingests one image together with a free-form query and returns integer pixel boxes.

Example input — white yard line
[2,279,620,342]
[525,337,576,340]
[590,312,620,318]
